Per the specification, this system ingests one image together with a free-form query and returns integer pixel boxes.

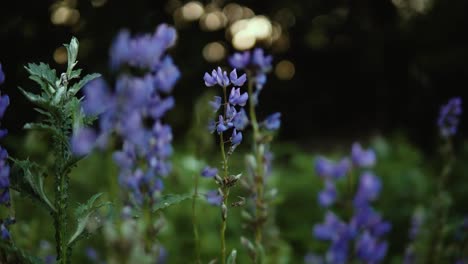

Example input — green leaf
[67,73,101,97]
[9,159,56,213]
[18,87,51,109]
[152,193,194,212]
[227,249,237,264]
[69,69,82,80]
[24,62,58,89]
[24,122,59,135]
[65,37,79,76]
[68,193,110,246]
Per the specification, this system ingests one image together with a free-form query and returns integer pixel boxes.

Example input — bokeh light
[275,60,295,80]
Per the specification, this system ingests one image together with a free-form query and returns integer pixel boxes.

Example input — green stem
[219,86,230,264]
[53,113,71,264]
[247,76,265,245]
[192,172,201,263]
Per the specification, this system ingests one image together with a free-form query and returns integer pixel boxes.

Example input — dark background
[1,0,467,152]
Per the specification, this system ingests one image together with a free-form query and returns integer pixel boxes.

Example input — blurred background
[1,0,467,152]
[1,0,468,263]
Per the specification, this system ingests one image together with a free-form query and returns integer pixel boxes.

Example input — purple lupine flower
[210,96,222,112]
[0,68,10,210]
[80,24,180,207]
[82,78,113,116]
[353,172,382,207]
[229,48,272,95]
[205,190,223,206]
[228,51,250,69]
[315,156,350,179]
[355,231,388,263]
[351,143,376,168]
[201,166,218,178]
[228,87,248,106]
[71,128,97,156]
[154,56,180,93]
[262,112,281,131]
[317,181,337,207]
[231,129,243,146]
[229,69,247,86]
[110,24,177,70]
[233,109,249,130]
[437,97,462,138]
[0,64,5,84]
[310,143,390,263]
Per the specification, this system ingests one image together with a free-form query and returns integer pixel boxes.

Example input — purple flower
[154,56,180,94]
[110,24,177,70]
[315,157,350,179]
[351,143,376,168]
[210,96,222,112]
[318,181,337,207]
[262,112,281,131]
[205,190,223,206]
[233,109,249,130]
[437,97,462,138]
[228,87,248,106]
[204,67,230,87]
[354,172,382,207]
[229,69,247,86]
[1,223,10,240]
[217,115,229,133]
[231,129,243,146]
[201,166,218,178]
[304,253,323,264]
[82,78,112,116]
[0,63,5,84]
[355,232,388,262]
[252,48,273,71]
[228,52,250,69]
[71,128,97,156]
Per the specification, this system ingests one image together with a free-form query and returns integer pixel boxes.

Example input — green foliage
[68,193,109,246]
[9,158,55,213]
[152,193,194,212]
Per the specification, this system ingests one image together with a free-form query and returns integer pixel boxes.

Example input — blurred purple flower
[351,143,376,168]
[438,97,462,138]
[205,190,223,206]
[201,166,218,178]
[262,112,281,131]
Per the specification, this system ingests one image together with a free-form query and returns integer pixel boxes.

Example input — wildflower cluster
[0,63,13,240]
[73,24,180,206]
[202,66,249,263]
[228,48,281,257]
[308,143,391,264]
[438,97,462,138]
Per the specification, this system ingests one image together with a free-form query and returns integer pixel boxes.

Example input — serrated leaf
[33,108,52,117]
[69,69,82,80]
[18,87,51,109]
[227,249,237,264]
[67,73,101,97]
[9,159,56,213]
[152,193,194,212]
[68,193,110,246]
[24,122,59,135]
[65,37,79,76]
[24,62,57,88]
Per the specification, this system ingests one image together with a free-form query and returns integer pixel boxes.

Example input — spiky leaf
[152,193,194,212]
[68,193,110,246]
[24,62,58,88]
[227,249,237,264]
[18,87,51,109]
[9,159,56,213]
[65,37,79,76]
